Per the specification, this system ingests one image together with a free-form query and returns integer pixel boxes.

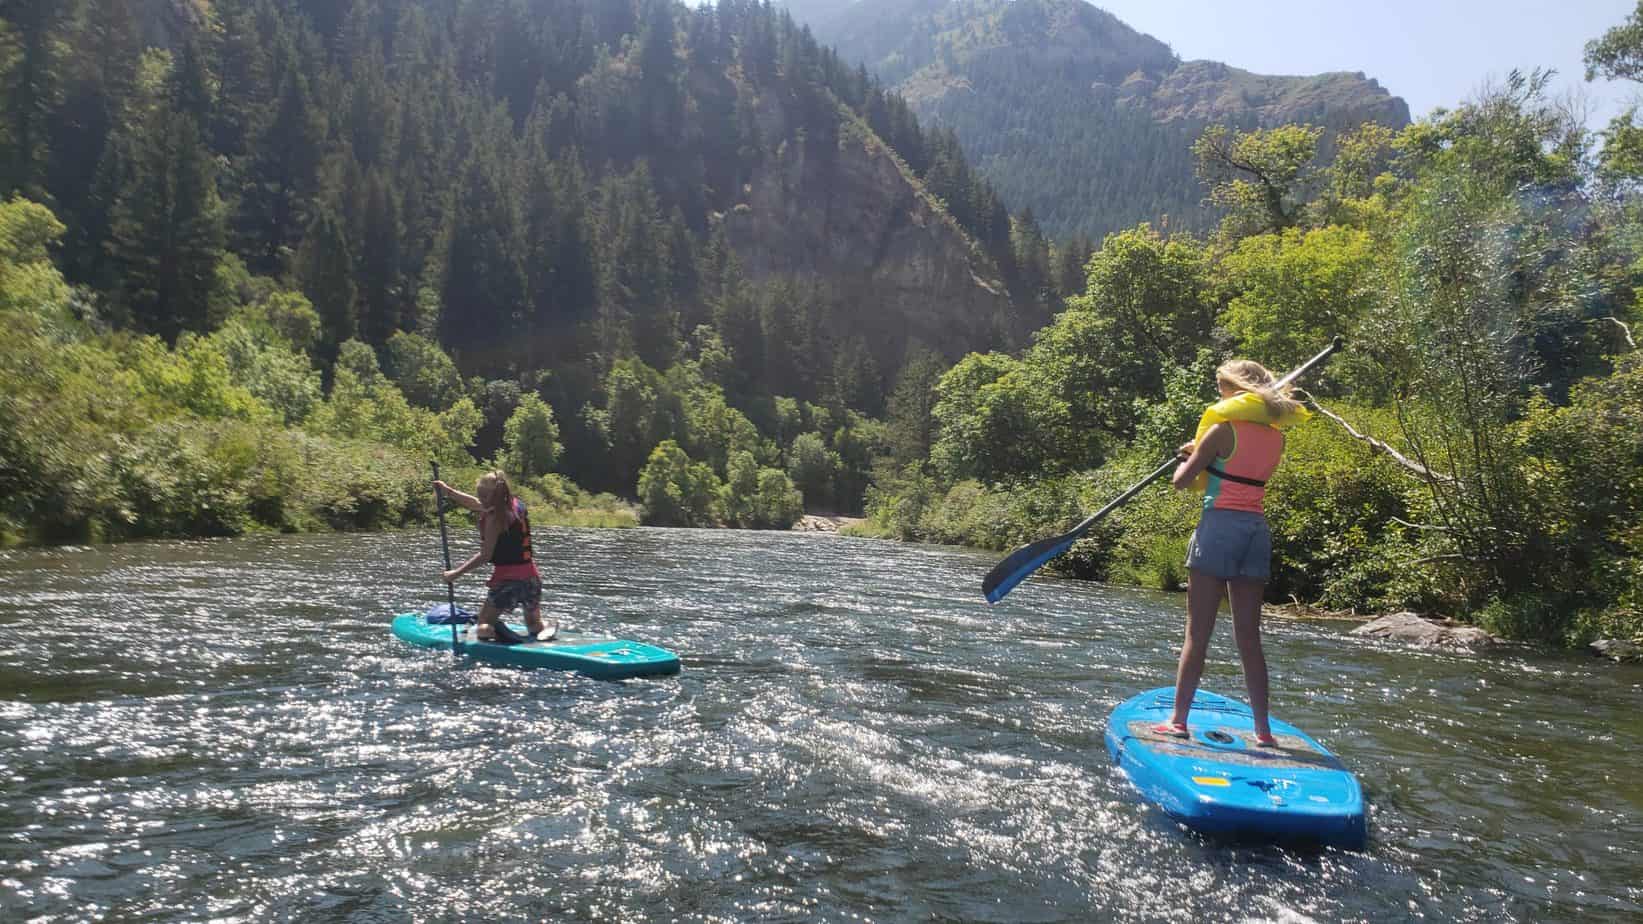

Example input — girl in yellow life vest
[1155,360,1307,746]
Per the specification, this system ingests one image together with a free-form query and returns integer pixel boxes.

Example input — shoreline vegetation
[6,1,1643,654]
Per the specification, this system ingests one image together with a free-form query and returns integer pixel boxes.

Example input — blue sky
[1090,0,1640,128]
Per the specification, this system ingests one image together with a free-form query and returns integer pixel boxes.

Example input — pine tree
[295,205,359,357]
[357,169,403,344]
[107,107,225,341]
[235,44,328,274]
[886,344,947,464]
[1052,234,1095,305]
[46,0,142,283]
[597,166,676,369]
[210,0,273,157]
[2,0,75,199]
[169,34,214,122]
[440,144,529,370]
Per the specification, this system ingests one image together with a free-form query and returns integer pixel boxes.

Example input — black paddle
[981,337,1345,604]
[431,461,462,656]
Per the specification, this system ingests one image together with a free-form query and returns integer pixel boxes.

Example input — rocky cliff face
[1145,62,1411,130]
[783,0,1412,240]
[722,90,1012,365]
[130,0,1021,366]
[135,0,210,51]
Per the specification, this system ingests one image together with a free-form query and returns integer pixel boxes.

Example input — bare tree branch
[1391,516,1450,531]
[1595,315,1638,350]
[1403,553,1473,566]
[1308,400,1458,484]
[1391,515,1508,534]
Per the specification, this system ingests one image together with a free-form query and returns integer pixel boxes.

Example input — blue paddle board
[391,613,680,680]
[1104,687,1366,849]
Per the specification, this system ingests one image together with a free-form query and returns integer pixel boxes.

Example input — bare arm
[443,507,502,582]
[1172,423,1234,490]
[433,480,483,512]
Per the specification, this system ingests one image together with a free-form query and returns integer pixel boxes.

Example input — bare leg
[527,599,554,640]
[1228,579,1272,740]
[475,599,502,640]
[1169,569,1226,727]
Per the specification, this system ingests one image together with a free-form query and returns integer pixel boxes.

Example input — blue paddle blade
[983,534,1075,604]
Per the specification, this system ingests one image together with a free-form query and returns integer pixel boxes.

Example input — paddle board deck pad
[1105,687,1366,849]
[391,613,680,680]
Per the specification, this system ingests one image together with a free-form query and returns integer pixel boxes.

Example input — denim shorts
[1184,508,1272,582]
[486,578,541,613]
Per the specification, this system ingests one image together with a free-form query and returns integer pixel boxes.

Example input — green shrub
[521,474,638,528]
[502,393,560,479]
[1262,408,1419,610]
[751,468,805,529]
[786,431,839,509]
[638,440,722,526]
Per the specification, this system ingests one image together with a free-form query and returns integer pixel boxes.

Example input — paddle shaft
[431,461,460,655]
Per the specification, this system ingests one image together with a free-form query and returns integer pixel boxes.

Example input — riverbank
[833,525,1643,660]
[794,514,867,533]
[0,462,639,550]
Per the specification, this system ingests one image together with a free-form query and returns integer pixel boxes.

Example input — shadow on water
[1,527,1641,921]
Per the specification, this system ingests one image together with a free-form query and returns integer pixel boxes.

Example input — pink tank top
[1204,421,1284,514]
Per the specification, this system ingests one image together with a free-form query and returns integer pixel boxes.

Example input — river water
[1,528,1640,922]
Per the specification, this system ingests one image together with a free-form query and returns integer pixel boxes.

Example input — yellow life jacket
[1187,392,1310,492]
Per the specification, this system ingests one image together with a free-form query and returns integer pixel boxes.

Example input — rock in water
[1350,612,1499,649]
[1589,639,1643,663]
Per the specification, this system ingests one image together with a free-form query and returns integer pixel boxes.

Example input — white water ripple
[0,527,1640,922]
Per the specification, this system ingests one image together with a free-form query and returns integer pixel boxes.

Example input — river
[2,528,1640,922]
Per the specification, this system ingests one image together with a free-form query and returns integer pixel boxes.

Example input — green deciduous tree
[929,352,1052,484]
[209,316,323,424]
[752,466,804,529]
[383,330,463,411]
[307,339,472,462]
[638,438,720,526]
[1220,226,1380,387]
[1366,75,1621,636]
[1586,3,1643,180]
[1193,123,1324,241]
[785,430,839,509]
[502,392,560,479]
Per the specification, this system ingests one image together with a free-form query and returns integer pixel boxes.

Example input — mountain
[21,0,1026,394]
[1,0,1063,500]
[781,0,1411,240]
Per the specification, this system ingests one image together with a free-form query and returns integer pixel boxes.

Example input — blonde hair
[475,470,515,515]
[1217,359,1304,419]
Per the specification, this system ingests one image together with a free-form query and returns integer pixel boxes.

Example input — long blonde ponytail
[1216,359,1304,420]
[476,470,515,516]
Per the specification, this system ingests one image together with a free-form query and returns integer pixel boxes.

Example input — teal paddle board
[391,613,680,680]
[1104,687,1367,849]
